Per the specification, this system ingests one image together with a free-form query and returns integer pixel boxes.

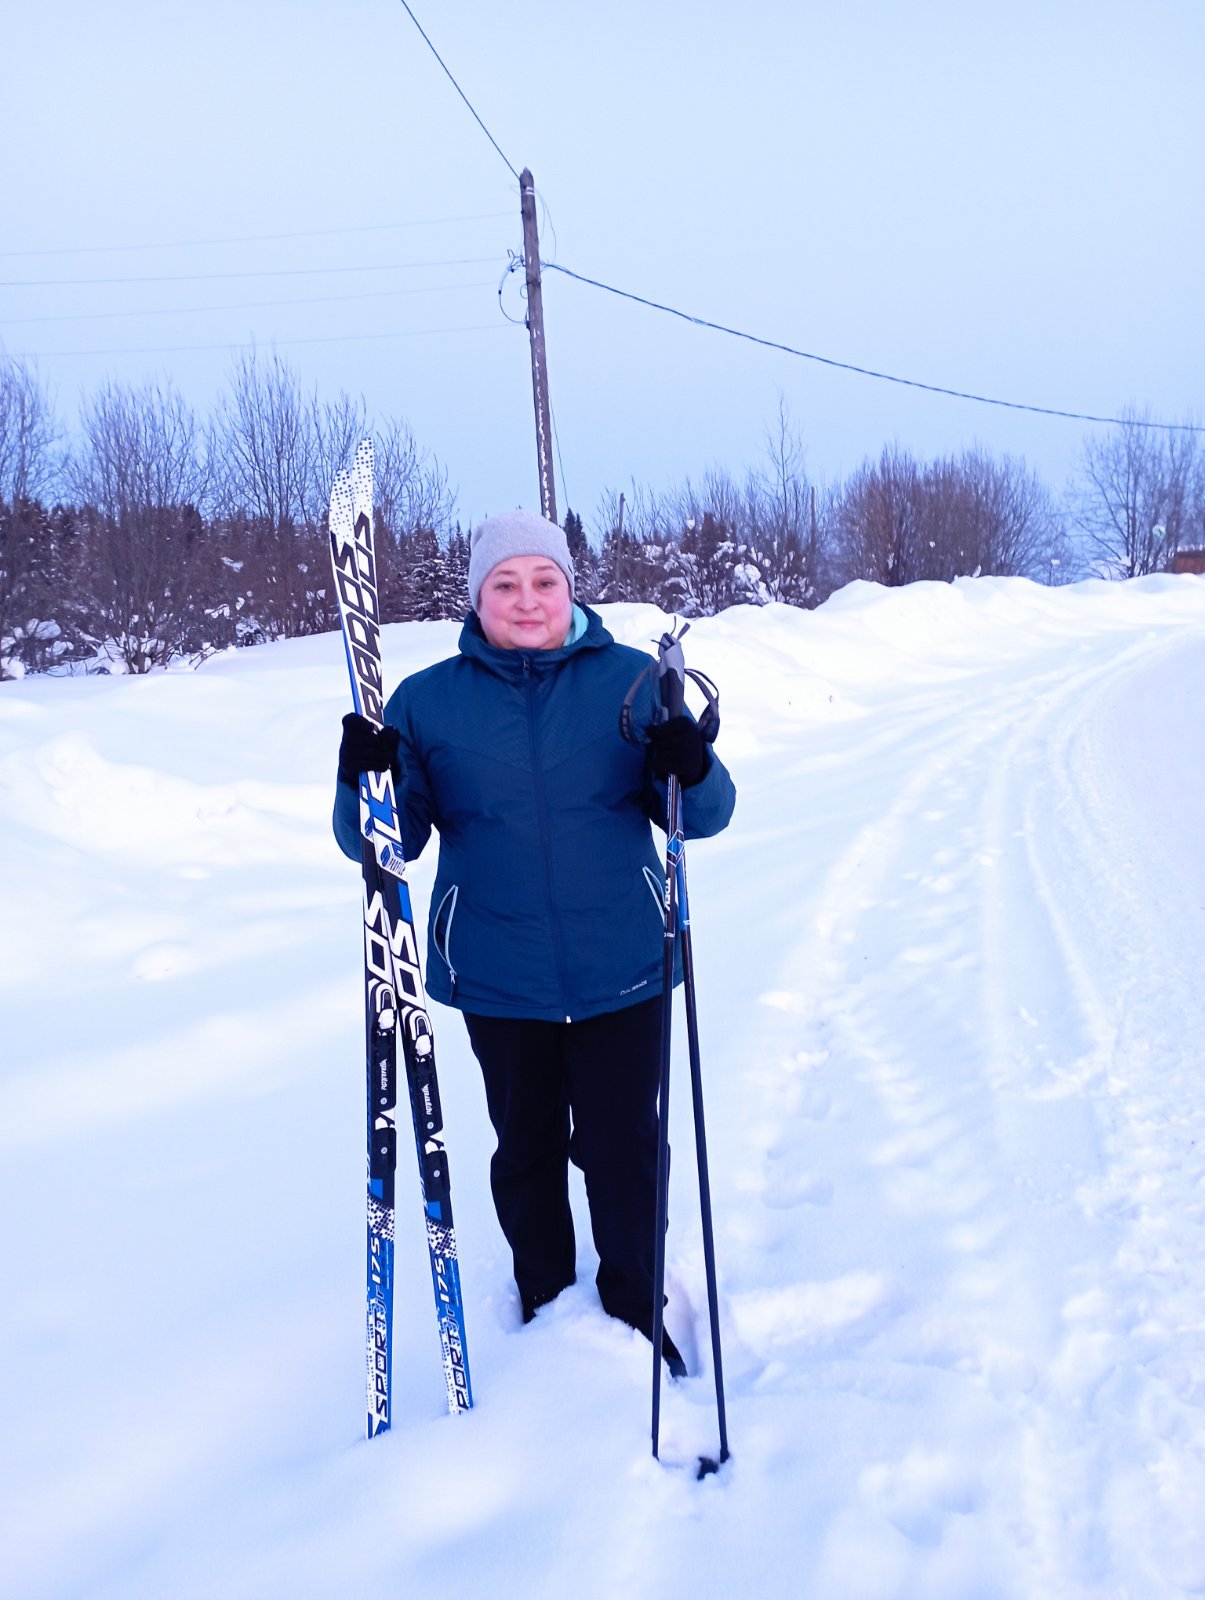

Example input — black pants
[463,996,663,1328]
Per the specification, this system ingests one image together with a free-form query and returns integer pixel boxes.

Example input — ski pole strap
[619,620,721,746]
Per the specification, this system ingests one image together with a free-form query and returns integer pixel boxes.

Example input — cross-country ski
[328,439,472,1429]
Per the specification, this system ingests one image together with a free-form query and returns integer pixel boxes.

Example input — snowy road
[697,591,1205,1597]
[2,577,1204,1599]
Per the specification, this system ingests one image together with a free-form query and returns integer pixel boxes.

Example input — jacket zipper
[523,654,574,1021]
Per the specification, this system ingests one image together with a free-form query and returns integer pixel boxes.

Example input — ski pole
[672,774,730,1472]
[648,642,683,1463]
[641,623,730,1472]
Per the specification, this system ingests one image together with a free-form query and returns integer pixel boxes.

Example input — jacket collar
[458,603,612,678]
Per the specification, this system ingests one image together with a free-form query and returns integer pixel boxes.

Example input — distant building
[1169,547,1205,575]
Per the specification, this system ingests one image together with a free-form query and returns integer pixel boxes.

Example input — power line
[395,0,520,182]
[11,323,507,361]
[1,255,499,290]
[0,280,496,328]
[550,404,569,516]
[0,212,513,260]
[545,262,1205,435]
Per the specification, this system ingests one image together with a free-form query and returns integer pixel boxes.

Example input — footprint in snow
[860,1450,984,1547]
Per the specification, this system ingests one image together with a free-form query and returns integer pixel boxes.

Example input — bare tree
[309,389,368,529]
[924,449,1062,579]
[1187,449,1205,555]
[0,352,62,506]
[831,446,924,587]
[0,356,67,676]
[830,444,1066,589]
[212,350,321,637]
[1074,407,1200,578]
[66,380,224,672]
[214,350,314,529]
[68,378,209,516]
[746,399,819,604]
[373,414,454,544]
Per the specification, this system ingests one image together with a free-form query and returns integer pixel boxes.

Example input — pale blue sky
[3,0,1202,529]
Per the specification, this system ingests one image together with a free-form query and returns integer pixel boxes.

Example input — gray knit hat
[468,509,575,611]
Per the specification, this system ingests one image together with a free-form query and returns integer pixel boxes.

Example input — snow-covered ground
[3,575,1205,1600]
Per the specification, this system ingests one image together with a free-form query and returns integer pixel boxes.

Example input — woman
[333,508,735,1374]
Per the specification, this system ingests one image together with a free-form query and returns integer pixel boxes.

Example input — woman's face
[477,556,573,651]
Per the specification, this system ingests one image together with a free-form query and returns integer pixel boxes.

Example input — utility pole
[519,167,557,525]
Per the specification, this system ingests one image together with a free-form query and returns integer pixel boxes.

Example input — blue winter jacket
[332,605,736,1022]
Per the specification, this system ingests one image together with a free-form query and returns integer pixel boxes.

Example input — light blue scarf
[562,603,589,647]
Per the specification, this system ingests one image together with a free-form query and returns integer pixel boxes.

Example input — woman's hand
[337,712,402,789]
[645,715,709,787]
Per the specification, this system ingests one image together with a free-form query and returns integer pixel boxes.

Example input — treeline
[1,353,1201,678]
[0,351,457,676]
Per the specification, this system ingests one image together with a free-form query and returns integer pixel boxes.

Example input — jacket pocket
[431,883,460,993]
[642,864,667,926]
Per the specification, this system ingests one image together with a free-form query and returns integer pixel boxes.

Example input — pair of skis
[329,439,471,1433]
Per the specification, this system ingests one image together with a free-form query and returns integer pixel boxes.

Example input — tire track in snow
[989,630,1205,1595]
[727,623,1205,1593]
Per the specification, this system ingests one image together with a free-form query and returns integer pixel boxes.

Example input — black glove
[645,715,709,788]
[338,712,402,790]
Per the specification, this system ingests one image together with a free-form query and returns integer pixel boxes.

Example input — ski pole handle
[618,620,720,747]
[655,625,688,722]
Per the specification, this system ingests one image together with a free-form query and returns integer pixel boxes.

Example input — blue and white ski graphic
[329,438,472,1432]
